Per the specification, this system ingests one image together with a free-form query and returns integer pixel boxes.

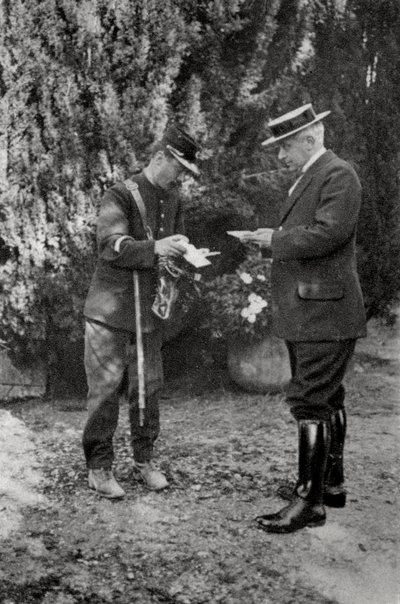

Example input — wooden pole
[133,271,145,427]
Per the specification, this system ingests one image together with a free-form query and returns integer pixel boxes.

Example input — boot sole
[258,516,326,533]
[305,518,326,528]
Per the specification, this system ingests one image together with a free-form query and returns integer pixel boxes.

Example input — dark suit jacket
[84,172,184,333]
[270,150,367,341]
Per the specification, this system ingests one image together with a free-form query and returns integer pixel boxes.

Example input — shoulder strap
[124,178,153,240]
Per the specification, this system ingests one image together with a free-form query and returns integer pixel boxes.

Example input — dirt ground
[0,316,399,604]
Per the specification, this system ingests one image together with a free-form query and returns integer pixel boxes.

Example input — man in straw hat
[83,126,201,498]
[242,103,367,533]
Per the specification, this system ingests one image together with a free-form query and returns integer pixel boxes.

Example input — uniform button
[159,228,164,233]
[161,213,165,219]
[278,226,283,231]
[160,199,164,205]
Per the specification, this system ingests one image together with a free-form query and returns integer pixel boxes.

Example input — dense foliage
[0,0,399,384]
[202,253,273,343]
[300,0,400,320]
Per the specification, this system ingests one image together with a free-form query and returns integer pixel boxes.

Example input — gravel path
[0,316,398,603]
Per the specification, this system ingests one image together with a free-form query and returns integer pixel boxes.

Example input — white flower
[247,294,267,313]
[240,272,253,284]
[256,274,266,281]
[241,292,268,324]
[248,293,259,303]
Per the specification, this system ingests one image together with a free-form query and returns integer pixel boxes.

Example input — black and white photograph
[0,1,399,602]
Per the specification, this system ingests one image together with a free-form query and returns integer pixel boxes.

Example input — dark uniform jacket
[84,172,184,333]
[271,150,367,341]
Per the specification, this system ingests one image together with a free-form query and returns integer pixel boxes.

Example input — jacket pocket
[297,281,344,300]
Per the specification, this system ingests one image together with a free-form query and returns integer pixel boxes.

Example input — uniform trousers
[285,339,356,421]
[82,319,164,469]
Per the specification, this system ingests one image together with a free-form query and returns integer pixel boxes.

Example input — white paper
[227,230,255,239]
[180,243,220,268]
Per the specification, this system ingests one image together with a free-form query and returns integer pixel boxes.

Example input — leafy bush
[0,0,399,387]
[0,0,296,377]
[202,252,273,343]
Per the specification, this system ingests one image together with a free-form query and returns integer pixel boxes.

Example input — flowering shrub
[202,254,273,342]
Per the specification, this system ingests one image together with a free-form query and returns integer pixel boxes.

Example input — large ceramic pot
[227,336,291,393]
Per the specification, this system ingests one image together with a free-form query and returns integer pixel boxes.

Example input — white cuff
[114,236,133,253]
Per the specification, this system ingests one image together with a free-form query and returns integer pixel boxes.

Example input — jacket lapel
[279,150,335,224]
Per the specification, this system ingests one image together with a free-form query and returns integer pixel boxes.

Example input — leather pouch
[152,257,183,320]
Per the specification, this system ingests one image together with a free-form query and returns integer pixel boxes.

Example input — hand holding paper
[227,230,256,240]
[180,242,221,268]
[227,228,274,247]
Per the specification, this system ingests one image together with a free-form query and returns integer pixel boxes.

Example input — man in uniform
[83,126,201,498]
[243,104,367,532]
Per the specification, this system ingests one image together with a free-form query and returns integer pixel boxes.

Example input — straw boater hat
[261,103,331,147]
[161,126,201,176]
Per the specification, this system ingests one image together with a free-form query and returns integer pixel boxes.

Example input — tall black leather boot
[324,408,346,507]
[256,420,330,533]
[276,409,347,508]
